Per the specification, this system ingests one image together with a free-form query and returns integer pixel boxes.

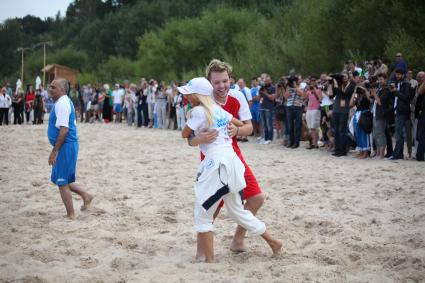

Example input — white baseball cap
[177,77,212,96]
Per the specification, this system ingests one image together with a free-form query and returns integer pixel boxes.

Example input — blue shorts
[250,108,260,123]
[51,142,79,186]
[114,103,122,113]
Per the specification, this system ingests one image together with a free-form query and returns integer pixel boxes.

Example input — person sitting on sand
[47,78,93,219]
[180,77,282,262]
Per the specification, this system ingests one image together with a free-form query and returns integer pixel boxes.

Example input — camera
[328,73,343,85]
[364,75,378,89]
[286,76,298,88]
[355,87,365,96]
[259,85,267,96]
[277,78,286,88]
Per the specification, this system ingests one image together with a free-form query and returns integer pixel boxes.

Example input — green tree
[96,56,139,82]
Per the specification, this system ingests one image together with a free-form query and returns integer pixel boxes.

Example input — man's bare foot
[81,194,94,211]
[64,214,76,220]
[195,254,206,262]
[230,239,247,253]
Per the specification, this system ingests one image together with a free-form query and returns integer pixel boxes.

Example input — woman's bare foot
[81,194,94,211]
[261,230,283,255]
[270,239,283,255]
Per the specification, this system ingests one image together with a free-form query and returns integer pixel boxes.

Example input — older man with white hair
[47,78,93,219]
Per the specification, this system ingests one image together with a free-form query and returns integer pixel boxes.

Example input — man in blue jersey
[250,77,261,138]
[48,78,93,219]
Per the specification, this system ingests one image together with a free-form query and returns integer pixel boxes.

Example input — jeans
[127,106,135,126]
[385,123,394,156]
[0,108,9,125]
[284,106,289,140]
[416,112,425,161]
[176,107,185,130]
[83,101,91,122]
[332,112,349,154]
[25,110,31,123]
[405,117,413,157]
[287,106,302,146]
[393,113,410,159]
[13,103,22,124]
[156,100,167,129]
[260,108,273,141]
[137,103,145,127]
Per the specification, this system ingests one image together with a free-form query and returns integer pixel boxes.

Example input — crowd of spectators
[1,52,424,161]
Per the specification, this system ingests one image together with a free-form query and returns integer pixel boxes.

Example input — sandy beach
[0,122,424,283]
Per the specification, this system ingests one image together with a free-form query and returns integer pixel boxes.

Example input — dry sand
[0,122,424,283]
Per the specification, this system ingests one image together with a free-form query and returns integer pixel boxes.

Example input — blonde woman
[180,77,282,262]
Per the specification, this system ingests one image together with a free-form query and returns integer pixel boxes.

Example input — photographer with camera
[305,76,322,149]
[318,73,333,149]
[387,69,414,160]
[327,72,356,156]
[412,72,425,159]
[350,86,372,158]
[275,81,286,142]
[259,75,276,144]
[284,76,305,148]
[370,73,392,159]
[416,75,425,161]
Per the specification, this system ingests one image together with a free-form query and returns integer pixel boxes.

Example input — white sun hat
[177,77,213,96]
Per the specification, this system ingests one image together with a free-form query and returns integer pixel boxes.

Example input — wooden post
[21,49,24,86]
[43,43,46,86]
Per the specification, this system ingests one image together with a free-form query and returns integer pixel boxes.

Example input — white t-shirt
[146,86,157,103]
[240,86,252,102]
[186,104,233,156]
[112,89,125,104]
[55,95,73,129]
[321,94,333,106]
[0,94,10,108]
[228,89,252,121]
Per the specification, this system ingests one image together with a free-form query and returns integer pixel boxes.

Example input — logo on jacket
[205,159,215,170]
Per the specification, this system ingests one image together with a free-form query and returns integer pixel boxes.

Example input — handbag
[358,110,373,134]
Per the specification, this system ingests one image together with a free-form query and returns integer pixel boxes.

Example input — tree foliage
[0,0,424,85]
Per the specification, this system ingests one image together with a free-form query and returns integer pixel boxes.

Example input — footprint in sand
[28,250,59,264]
[79,256,99,269]
[110,257,126,269]
[16,275,48,283]
[81,206,106,216]
[348,253,361,262]
[319,254,340,266]
[118,239,139,250]
[64,248,81,256]
[163,216,177,223]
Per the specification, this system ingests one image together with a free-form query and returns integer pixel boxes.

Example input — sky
[0,0,74,24]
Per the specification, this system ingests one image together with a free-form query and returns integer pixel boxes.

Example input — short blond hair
[205,59,232,80]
